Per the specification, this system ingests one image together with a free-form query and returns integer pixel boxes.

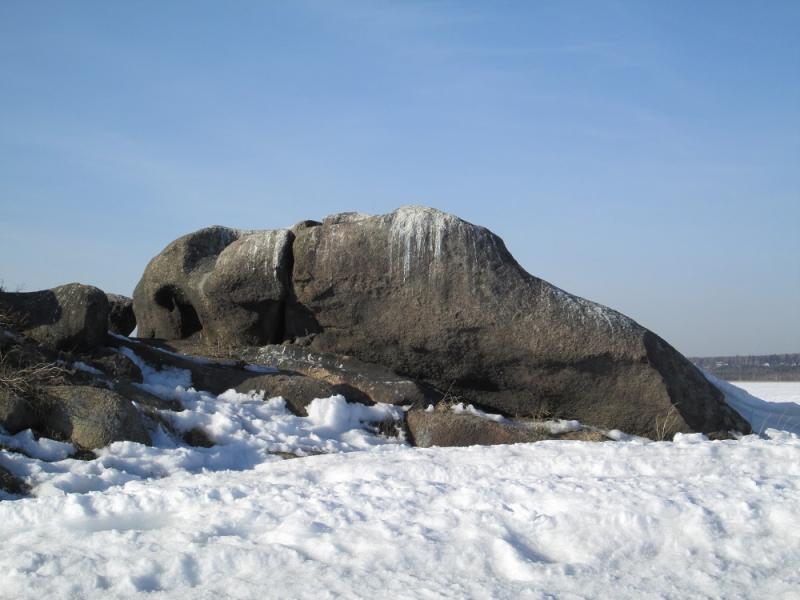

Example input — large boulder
[133,226,292,344]
[132,206,750,438]
[0,283,109,350]
[107,293,136,336]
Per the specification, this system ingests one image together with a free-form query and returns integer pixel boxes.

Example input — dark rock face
[88,349,144,384]
[0,284,109,350]
[0,464,29,497]
[38,385,151,449]
[132,206,751,438]
[0,388,36,434]
[107,293,136,336]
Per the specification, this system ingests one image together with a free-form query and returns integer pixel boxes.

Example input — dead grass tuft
[0,350,68,396]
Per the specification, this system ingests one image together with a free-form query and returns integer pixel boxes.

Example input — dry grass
[0,350,68,396]
[655,404,681,441]
[437,381,465,409]
[0,304,29,331]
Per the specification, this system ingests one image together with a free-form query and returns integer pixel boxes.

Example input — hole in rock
[176,301,202,338]
[154,286,203,338]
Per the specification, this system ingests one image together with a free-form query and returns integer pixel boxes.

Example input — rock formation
[0,283,109,350]
[131,206,749,438]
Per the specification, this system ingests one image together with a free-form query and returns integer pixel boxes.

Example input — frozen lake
[734,381,800,405]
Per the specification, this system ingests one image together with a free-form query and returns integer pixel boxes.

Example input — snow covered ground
[1,355,799,599]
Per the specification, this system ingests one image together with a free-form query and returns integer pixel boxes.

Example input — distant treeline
[691,353,800,381]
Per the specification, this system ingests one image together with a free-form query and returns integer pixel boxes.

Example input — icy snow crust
[0,353,799,598]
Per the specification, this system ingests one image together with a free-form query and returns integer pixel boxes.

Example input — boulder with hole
[131,207,751,439]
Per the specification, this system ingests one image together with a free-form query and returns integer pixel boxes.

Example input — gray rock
[0,464,29,497]
[0,283,109,350]
[86,350,144,383]
[0,388,37,434]
[39,385,151,449]
[133,226,292,345]
[236,343,440,408]
[112,380,182,412]
[234,372,336,416]
[107,293,136,336]
[405,409,607,447]
[131,206,751,438]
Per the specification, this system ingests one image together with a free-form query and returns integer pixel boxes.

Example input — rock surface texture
[106,293,137,336]
[0,284,109,350]
[405,409,608,448]
[38,385,151,449]
[133,206,750,438]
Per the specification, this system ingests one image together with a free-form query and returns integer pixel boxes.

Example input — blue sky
[1,1,798,356]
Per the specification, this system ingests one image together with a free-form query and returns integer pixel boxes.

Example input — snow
[0,429,75,462]
[72,361,104,376]
[450,401,507,422]
[1,431,798,598]
[1,349,405,500]
[541,418,583,434]
[1,358,799,598]
[707,373,800,435]
[449,403,584,434]
[734,380,800,405]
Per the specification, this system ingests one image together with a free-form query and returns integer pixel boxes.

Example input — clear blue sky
[1,1,798,357]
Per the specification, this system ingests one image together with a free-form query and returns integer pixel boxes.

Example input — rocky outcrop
[109,336,431,415]
[0,284,109,350]
[131,206,751,438]
[107,293,136,336]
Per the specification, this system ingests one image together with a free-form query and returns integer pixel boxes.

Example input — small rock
[182,427,214,447]
[39,385,151,449]
[88,350,144,383]
[234,372,337,416]
[406,409,552,448]
[0,464,30,497]
[0,388,37,434]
